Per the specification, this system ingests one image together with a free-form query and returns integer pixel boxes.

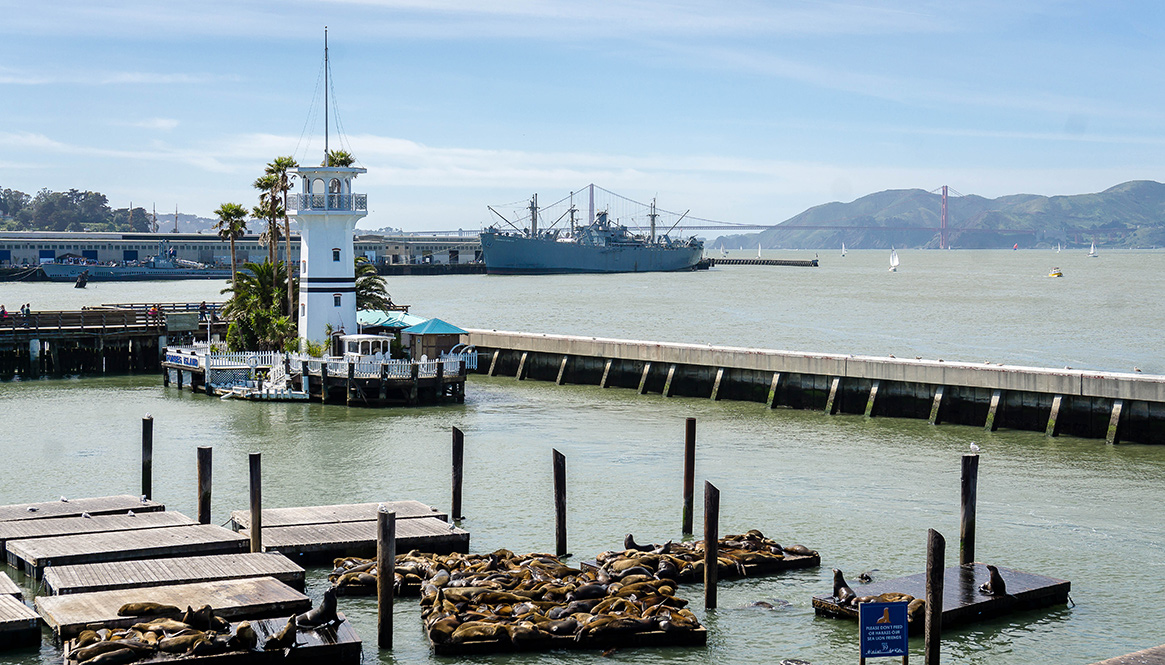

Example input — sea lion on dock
[784,544,817,557]
[979,564,1007,596]
[263,617,299,651]
[624,534,654,552]
[84,648,138,665]
[159,632,208,653]
[227,621,257,651]
[75,630,101,648]
[182,604,229,631]
[130,618,189,634]
[117,602,181,617]
[296,586,340,629]
[833,569,857,606]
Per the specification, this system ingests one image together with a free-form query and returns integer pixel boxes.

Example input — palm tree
[220,260,297,351]
[354,257,392,311]
[252,173,281,265]
[324,149,355,167]
[264,156,299,320]
[212,202,248,291]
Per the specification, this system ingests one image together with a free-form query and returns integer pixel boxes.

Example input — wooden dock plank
[240,516,468,558]
[7,524,249,577]
[0,510,195,550]
[36,576,311,638]
[229,500,446,530]
[1091,644,1165,665]
[44,552,305,595]
[0,594,40,650]
[0,495,164,522]
[0,573,20,600]
[812,563,1069,633]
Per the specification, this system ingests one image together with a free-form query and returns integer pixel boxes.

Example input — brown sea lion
[72,641,133,663]
[263,617,299,651]
[130,618,189,634]
[182,605,230,632]
[623,534,654,552]
[296,586,340,629]
[75,630,101,648]
[84,648,139,665]
[158,632,207,653]
[833,569,857,606]
[228,621,257,651]
[117,602,181,617]
[450,621,508,643]
[427,617,460,644]
[979,564,1007,596]
[784,544,817,557]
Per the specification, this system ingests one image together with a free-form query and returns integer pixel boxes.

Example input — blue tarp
[401,318,467,335]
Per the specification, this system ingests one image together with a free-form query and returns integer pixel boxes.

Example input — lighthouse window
[332,248,341,262]
[333,294,342,307]
[300,304,305,316]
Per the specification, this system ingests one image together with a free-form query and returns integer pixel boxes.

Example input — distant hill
[713,180,1165,250]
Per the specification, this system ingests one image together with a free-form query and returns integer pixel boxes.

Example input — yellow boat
[1048,267,1063,278]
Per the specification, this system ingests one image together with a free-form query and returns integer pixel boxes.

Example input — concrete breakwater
[464,329,1165,445]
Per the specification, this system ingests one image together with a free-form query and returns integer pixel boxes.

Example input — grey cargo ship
[480,194,704,275]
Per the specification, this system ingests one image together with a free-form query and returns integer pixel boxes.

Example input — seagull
[81,512,92,519]
[1134,367,1142,373]
[60,496,68,503]
[127,510,136,517]
[140,495,148,503]
[915,356,922,360]
[377,503,387,513]
[26,506,38,513]
[970,442,980,453]
[888,354,895,358]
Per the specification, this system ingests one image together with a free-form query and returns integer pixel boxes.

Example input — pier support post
[553,449,567,557]
[451,427,464,520]
[682,418,695,535]
[249,452,262,553]
[825,376,841,414]
[301,359,308,393]
[710,368,724,401]
[1045,394,1063,437]
[163,366,170,387]
[600,359,613,388]
[864,380,880,418]
[436,361,444,399]
[767,372,781,408]
[487,350,500,376]
[663,364,677,397]
[379,362,388,401]
[1106,399,1124,445]
[929,386,945,425]
[924,528,945,665]
[197,446,212,525]
[556,355,569,385]
[141,415,153,500]
[960,454,978,566]
[984,390,1002,431]
[29,339,40,378]
[516,352,528,380]
[320,363,329,403]
[377,507,396,649]
[346,361,354,406]
[408,363,419,404]
[704,481,720,609]
[638,363,652,394]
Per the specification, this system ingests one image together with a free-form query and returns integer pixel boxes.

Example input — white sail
[757,243,762,259]
[1057,242,1061,253]
[1088,241,1098,257]
[841,242,846,257]
[889,248,899,271]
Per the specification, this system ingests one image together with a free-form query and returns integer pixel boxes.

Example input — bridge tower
[940,185,948,250]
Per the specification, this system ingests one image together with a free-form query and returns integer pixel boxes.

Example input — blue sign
[166,353,200,368]
[859,601,909,658]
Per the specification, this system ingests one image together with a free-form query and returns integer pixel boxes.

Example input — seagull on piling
[377,503,387,513]
[140,495,148,503]
[1134,367,1142,373]
[60,496,68,502]
[81,512,92,519]
[970,442,980,453]
[127,510,135,517]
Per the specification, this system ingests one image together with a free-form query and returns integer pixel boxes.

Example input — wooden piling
[1107,399,1124,445]
[451,427,464,520]
[248,453,262,554]
[377,507,395,649]
[825,376,841,414]
[960,454,978,566]
[864,380,880,417]
[984,389,1002,431]
[929,386,945,425]
[320,363,329,404]
[710,368,724,401]
[197,446,213,525]
[600,359,612,388]
[553,449,567,557]
[925,528,945,665]
[141,415,153,501]
[556,355,569,385]
[1046,394,1063,437]
[767,372,782,408]
[704,481,720,609]
[682,418,695,535]
[637,362,652,394]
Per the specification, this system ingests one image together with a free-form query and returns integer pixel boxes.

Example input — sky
[2,1,1164,232]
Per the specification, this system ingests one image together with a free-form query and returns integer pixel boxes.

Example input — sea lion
[75,630,101,648]
[263,617,299,651]
[857,570,876,584]
[296,586,340,629]
[624,534,654,552]
[117,602,181,617]
[84,648,139,665]
[979,565,1007,596]
[228,621,257,651]
[427,617,461,644]
[182,605,229,632]
[784,544,817,557]
[833,569,857,606]
[130,618,190,634]
[158,632,208,653]
[71,641,136,663]
[450,621,508,643]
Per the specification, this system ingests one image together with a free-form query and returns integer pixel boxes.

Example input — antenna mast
[528,194,539,236]
[648,198,658,242]
[324,26,329,163]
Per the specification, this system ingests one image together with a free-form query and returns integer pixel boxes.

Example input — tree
[264,156,299,320]
[355,257,392,311]
[213,203,248,292]
[324,149,355,167]
[220,260,297,352]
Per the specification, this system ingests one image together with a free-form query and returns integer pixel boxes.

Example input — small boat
[74,269,89,289]
[841,242,846,257]
[1013,243,1019,251]
[1048,267,1063,278]
[1088,241,1098,258]
[1057,242,1061,253]
[757,243,762,259]
[889,248,899,272]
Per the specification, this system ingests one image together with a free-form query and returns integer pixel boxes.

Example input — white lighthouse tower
[288,166,367,346]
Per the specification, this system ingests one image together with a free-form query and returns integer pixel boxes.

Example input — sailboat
[841,242,847,257]
[757,243,762,259]
[889,247,899,272]
[1088,241,1098,258]
[1057,242,1061,253]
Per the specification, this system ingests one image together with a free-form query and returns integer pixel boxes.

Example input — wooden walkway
[0,594,39,650]
[0,510,194,550]
[7,524,248,577]
[0,573,20,600]
[44,552,305,595]
[812,562,1070,634]
[241,516,469,559]
[1091,644,1165,665]
[36,576,311,638]
[229,500,446,530]
[0,495,163,522]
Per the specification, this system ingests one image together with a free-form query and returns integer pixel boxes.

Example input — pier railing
[0,309,164,339]
[288,193,368,213]
[165,348,474,379]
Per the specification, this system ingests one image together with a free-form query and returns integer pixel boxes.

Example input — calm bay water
[1,249,1163,664]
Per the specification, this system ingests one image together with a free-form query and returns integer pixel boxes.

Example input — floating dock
[433,626,707,656]
[0,573,21,600]
[708,257,818,267]
[0,594,39,650]
[43,552,305,595]
[0,510,194,551]
[7,523,249,577]
[229,500,447,530]
[467,329,1165,444]
[239,517,468,560]
[1090,644,1165,665]
[0,495,163,522]
[812,563,1070,634]
[36,576,311,638]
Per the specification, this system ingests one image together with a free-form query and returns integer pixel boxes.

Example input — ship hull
[480,233,703,275]
[40,263,232,282]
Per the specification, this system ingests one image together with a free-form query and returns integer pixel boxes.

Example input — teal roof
[402,318,467,335]
[357,310,427,329]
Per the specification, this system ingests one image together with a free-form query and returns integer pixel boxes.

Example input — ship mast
[324,26,329,163]
[568,191,577,236]
[528,193,539,236]
[648,198,658,242]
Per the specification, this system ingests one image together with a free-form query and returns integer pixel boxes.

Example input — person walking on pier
[199,301,208,321]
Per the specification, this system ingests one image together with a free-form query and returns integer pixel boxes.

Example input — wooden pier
[0,495,163,522]
[1091,644,1165,665]
[0,594,39,650]
[0,510,194,550]
[43,552,305,595]
[239,517,468,560]
[229,500,447,530]
[812,562,1070,634]
[36,576,311,638]
[7,523,249,577]
[433,626,707,656]
[708,257,819,267]
[0,573,21,600]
